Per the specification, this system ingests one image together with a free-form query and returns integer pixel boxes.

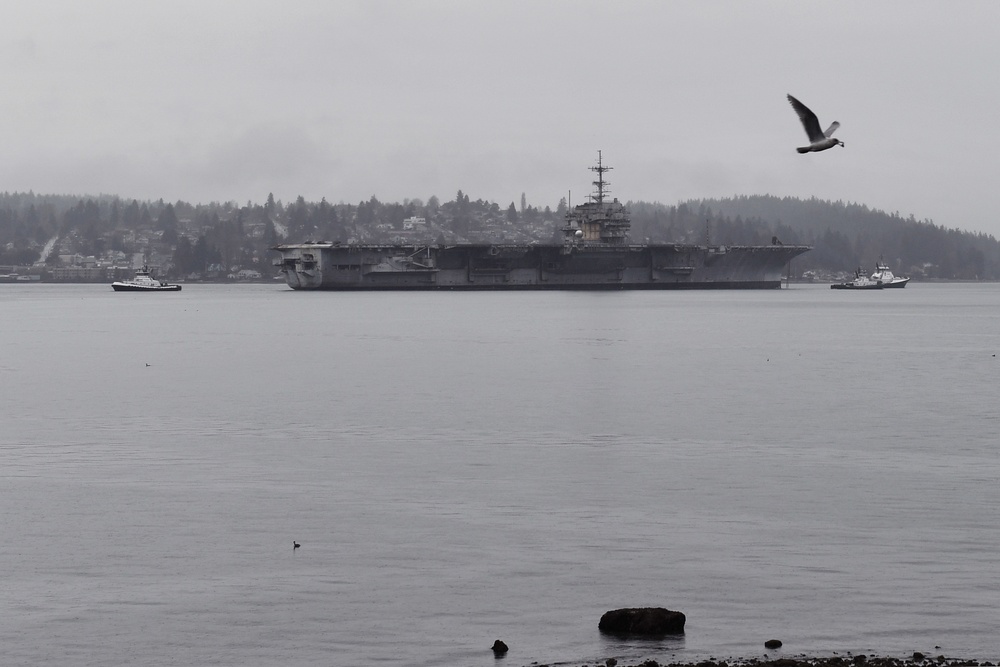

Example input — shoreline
[533,656,998,667]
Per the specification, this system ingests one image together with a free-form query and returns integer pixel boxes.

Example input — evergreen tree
[157,204,179,244]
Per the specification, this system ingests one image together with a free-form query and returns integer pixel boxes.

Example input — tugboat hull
[111,283,182,291]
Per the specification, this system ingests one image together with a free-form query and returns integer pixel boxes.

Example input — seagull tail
[796,146,811,154]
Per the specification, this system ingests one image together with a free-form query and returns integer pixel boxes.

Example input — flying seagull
[787,94,844,153]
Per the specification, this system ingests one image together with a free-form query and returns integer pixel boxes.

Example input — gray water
[2,283,998,667]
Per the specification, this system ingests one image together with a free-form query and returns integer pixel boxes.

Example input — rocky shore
[519,656,997,667]
[504,610,997,667]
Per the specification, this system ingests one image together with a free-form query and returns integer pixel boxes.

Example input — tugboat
[831,267,883,290]
[111,266,182,292]
[870,258,909,288]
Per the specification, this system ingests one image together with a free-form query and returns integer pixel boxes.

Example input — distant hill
[3,190,998,281]
[629,195,1000,280]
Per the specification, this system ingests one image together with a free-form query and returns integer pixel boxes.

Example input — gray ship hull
[273,242,810,290]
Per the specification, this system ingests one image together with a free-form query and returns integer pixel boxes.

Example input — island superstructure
[273,154,810,290]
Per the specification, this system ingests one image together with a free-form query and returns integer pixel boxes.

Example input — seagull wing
[824,121,840,138]
[787,94,824,142]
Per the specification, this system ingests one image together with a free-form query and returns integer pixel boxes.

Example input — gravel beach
[521,655,997,667]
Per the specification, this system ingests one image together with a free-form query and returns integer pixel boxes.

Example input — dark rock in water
[765,639,783,649]
[913,653,925,662]
[606,659,618,667]
[598,607,686,636]
[491,639,508,655]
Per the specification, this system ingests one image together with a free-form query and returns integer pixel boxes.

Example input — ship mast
[590,150,612,204]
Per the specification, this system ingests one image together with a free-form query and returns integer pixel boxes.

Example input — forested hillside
[629,195,1000,280]
[2,190,998,281]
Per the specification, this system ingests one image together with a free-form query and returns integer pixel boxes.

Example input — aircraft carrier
[273,154,810,290]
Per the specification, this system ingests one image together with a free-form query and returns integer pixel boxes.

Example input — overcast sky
[3,1,999,236]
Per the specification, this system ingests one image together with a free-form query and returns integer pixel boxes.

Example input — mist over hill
[2,190,998,281]
[631,195,1000,280]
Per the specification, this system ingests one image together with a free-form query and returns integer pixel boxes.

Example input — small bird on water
[787,94,844,153]
[293,541,300,550]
